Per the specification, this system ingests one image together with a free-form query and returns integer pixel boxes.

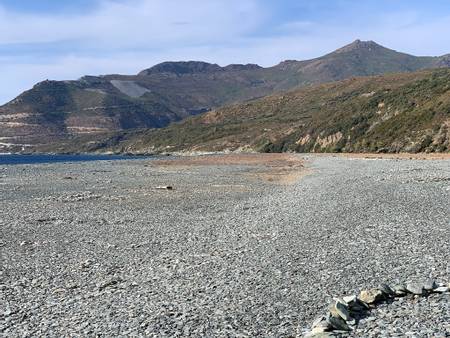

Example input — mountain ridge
[50,68,450,154]
[1,40,450,153]
[137,61,263,76]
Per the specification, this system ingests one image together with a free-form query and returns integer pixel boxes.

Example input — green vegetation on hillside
[64,69,449,154]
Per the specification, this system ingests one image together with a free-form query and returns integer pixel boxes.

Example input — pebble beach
[1,154,449,337]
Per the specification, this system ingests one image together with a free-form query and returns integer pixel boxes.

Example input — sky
[1,0,450,104]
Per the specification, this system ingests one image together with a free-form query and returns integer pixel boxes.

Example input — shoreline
[3,150,450,160]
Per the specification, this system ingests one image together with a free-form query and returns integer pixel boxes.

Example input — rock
[359,288,384,304]
[433,286,449,293]
[343,295,357,304]
[66,283,79,290]
[311,326,327,334]
[80,259,94,269]
[343,294,369,313]
[304,332,337,338]
[406,283,425,295]
[312,316,325,327]
[346,318,356,326]
[393,284,407,296]
[326,314,350,331]
[423,279,437,291]
[53,288,66,294]
[333,299,351,321]
[378,283,395,297]
[97,279,121,291]
[312,316,330,331]
[155,186,173,190]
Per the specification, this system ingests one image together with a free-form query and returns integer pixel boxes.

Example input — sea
[0,154,150,165]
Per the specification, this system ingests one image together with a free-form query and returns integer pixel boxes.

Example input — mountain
[0,64,275,152]
[1,40,449,152]
[53,68,450,154]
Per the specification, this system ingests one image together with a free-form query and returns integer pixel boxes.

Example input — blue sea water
[0,154,150,165]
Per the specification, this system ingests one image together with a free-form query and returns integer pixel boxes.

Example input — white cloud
[0,0,264,47]
[0,0,450,104]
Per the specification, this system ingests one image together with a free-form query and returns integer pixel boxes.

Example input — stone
[406,283,425,295]
[393,284,407,296]
[80,259,94,269]
[312,316,325,327]
[433,286,449,293]
[311,326,327,334]
[156,186,173,190]
[312,316,330,331]
[343,294,369,313]
[327,314,351,331]
[343,295,357,304]
[346,318,356,326]
[66,283,78,290]
[359,288,384,304]
[378,283,395,297]
[97,279,121,291]
[333,298,351,321]
[423,279,437,291]
[53,288,66,293]
[304,332,337,338]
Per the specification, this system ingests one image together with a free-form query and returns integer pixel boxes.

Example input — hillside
[1,40,450,153]
[56,69,450,154]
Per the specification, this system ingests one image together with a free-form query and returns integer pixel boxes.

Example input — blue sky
[1,0,450,104]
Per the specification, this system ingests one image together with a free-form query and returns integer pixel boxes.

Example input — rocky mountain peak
[334,39,385,54]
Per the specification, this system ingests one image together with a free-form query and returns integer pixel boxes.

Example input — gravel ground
[349,292,450,337]
[1,155,449,337]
